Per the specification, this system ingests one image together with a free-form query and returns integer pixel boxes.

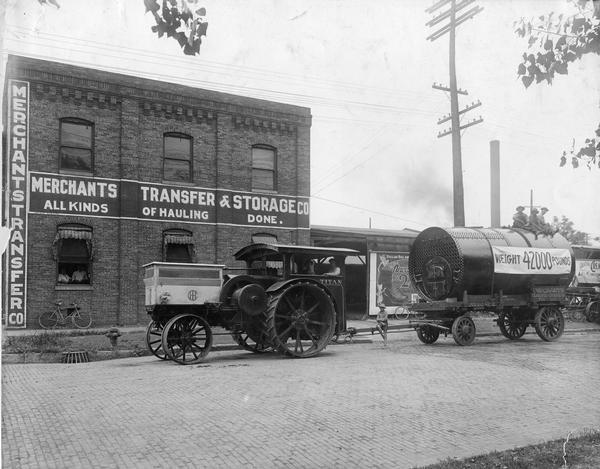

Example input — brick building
[2,55,311,329]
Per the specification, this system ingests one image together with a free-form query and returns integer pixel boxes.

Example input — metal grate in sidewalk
[62,351,89,364]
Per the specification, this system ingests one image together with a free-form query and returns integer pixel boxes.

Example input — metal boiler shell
[408,227,574,301]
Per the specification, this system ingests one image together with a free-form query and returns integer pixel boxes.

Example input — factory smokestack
[490,140,500,227]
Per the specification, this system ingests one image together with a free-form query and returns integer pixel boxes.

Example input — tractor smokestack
[490,140,500,228]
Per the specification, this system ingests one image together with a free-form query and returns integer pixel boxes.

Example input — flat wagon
[407,226,574,345]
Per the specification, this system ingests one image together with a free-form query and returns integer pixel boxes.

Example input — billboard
[368,251,418,316]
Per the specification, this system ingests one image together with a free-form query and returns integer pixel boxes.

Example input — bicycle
[391,305,411,320]
[38,301,92,329]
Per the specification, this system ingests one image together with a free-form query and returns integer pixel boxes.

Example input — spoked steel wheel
[266,282,336,358]
[585,301,600,323]
[71,310,92,329]
[161,314,213,365]
[416,325,440,344]
[232,330,273,353]
[146,320,168,360]
[39,311,58,329]
[534,307,565,342]
[451,315,476,346]
[497,311,527,339]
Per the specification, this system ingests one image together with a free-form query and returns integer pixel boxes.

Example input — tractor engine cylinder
[232,283,267,316]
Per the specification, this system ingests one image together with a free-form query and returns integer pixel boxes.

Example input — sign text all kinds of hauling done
[492,246,572,275]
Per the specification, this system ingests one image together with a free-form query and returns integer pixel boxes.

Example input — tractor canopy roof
[234,243,359,263]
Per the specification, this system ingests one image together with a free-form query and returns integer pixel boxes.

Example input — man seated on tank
[538,207,557,236]
[512,205,528,228]
[323,258,341,276]
[527,208,544,238]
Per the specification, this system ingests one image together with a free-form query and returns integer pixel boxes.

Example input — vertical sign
[4,80,29,328]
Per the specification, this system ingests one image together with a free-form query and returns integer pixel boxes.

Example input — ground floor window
[163,229,195,263]
[54,225,92,285]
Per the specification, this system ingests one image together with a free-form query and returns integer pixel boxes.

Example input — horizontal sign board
[492,246,572,275]
[28,172,309,229]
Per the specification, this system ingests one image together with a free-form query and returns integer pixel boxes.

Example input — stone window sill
[55,285,93,291]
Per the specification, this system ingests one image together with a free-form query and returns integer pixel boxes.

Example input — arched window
[163,229,195,263]
[251,232,278,244]
[164,133,192,182]
[59,118,94,173]
[54,224,93,285]
[252,145,276,191]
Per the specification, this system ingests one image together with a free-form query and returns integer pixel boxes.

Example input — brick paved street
[3,330,599,469]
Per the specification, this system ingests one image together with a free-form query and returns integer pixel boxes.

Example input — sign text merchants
[5,80,29,328]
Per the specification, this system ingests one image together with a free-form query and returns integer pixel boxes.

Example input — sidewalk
[3,315,599,337]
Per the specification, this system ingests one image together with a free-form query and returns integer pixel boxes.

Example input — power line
[310,195,430,228]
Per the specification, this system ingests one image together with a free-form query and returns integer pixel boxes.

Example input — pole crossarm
[437,101,481,124]
[437,117,483,138]
[425,0,451,14]
[426,0,475,27]
[426,5,484,41]
[432,83,468,95]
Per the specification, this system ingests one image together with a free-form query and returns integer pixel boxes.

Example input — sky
[2,0,599,239]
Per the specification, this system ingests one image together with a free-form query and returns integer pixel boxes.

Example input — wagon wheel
[145,320,168,360]
[416,325,440,344]
[451,315,476,346]
[534,307,565,342]
[161,314,212,365]
[497,311,527,340]
[585,301,600,323]
[266,282,336,358]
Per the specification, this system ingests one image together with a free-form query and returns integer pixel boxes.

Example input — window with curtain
[54,224,93,285]
[59,118,94,173]
[164,133,192,182]
[252,145,276,191]
[163,229,195,263]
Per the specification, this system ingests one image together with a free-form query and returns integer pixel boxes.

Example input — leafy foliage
[514,0,600,169]
[144,0,208,56]
[37,0,60,8]
[553,215,590,244]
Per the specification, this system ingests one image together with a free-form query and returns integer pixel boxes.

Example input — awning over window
[164,234,193,245]
[56,229,92,240]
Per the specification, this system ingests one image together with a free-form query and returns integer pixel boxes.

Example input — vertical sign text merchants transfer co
[4,80,29,328]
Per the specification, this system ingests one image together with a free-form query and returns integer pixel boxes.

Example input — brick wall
[3,55,311,328]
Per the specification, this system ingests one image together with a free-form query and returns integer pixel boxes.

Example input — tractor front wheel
[161,314,212,365]
[146,320,168,360]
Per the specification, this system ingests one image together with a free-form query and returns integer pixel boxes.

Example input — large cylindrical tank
[408,227,574,301]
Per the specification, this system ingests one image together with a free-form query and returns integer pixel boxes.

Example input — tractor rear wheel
[146,320,168,360]
[161,314,212,365]
[266,282,336,358]
[497,311,527,339]
[534,307,564,342]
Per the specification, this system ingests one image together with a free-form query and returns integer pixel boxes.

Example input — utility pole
[426,0,483,227]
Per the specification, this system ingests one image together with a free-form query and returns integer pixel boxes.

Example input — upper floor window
[252,145,276,191]
[59,118,93,173]
[164,133,192,182]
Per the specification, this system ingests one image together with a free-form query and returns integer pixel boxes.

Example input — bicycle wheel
[393,306,410,320]
[71,310,92,328]
[39,311,59,329]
